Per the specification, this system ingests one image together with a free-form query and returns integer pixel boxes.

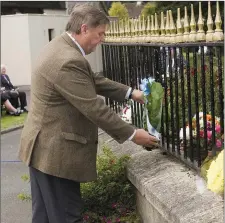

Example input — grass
[1,112,28,130]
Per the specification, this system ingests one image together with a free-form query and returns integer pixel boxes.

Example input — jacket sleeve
[6,75,15,89]
[93,72,130,102]
[54,59,135,144]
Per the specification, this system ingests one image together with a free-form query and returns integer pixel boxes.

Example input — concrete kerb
[1,125,24,135]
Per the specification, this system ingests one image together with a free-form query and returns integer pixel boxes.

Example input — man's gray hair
[65,4,109,34]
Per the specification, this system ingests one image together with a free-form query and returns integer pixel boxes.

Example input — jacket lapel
[61,32,83,57]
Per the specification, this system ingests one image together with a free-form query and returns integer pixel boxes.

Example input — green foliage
[81,145,141,222]
[1,113,27,130]
[141,2,157,18]
[17,174,31,201]
[17,193,31,201]
[108,2,129,20]
[146,82,164,132]
[21,174,30,182]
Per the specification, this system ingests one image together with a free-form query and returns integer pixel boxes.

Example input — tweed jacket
[18,32,135,182]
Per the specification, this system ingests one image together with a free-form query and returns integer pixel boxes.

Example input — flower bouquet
[179,112,224,195]
[140,77,164,150]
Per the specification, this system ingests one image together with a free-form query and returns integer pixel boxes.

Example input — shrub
[81,145,141,222]
[108,2,129,20]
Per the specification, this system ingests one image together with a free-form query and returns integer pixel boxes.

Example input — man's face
[1,67,6,74]
[81,24,107,55]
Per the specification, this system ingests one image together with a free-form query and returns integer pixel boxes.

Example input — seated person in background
[1,64,28,112]
[1,91,20,116]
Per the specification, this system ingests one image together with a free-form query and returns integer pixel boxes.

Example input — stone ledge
[100,133,224,223]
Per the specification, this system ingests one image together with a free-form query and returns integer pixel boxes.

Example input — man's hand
[131,89,144,104]
[132,129,160,148]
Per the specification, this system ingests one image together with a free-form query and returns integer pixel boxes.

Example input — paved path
[1,129,32,223]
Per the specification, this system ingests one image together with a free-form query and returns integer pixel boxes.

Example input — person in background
[1,90,20,116]
[18,4,159,223]
[1,64,28,112]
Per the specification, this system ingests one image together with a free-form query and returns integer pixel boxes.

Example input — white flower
[121,106,132,124]
[199,119,204,128]
[193,112,204,120]
[179,127,190,140]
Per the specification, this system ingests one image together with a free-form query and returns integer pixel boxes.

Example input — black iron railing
[102,42,224,169]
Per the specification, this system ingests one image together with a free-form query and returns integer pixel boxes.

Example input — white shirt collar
[66,32,85,57]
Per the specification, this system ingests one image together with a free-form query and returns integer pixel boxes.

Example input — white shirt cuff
[128,130,136,141]
[125,87,132,99]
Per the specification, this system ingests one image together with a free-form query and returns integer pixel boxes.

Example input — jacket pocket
[61,132,87,144]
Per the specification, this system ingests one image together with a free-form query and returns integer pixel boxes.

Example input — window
[48,29,54,41]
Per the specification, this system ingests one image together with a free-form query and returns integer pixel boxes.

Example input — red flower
[190,68,195,76]
[112,203,117,208]
[200,130,204,138]
[83,215,89,221]
[110,159,115,165]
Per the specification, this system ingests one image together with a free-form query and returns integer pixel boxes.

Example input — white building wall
[1,15,31,86]
[28,15,69,70]
[1,14,103,86]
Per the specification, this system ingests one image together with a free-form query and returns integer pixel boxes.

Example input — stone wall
[98,131,224,223]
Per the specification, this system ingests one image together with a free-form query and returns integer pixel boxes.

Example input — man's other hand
[131,89,144,104]
[132,129,159,148]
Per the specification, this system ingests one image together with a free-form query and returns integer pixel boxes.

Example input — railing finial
[176,8,183,43]
[197,1,206,41]
[169,10,176,43]
[213,1,224,41]
[151,15,156,42]
[189,4,197,42]
[183,6,190,42]
[155,13,160,43]
[206,1,214,42]
[146,16,151,42]
[160,11,165,43]
[165,10,170,43]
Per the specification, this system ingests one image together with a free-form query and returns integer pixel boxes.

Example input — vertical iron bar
[129,46,135,125]
[159,47,165,146]
[200,46,208,159]
[133,46,138,127]
[108,45,114,109]
[102,45,108,106]
[186,47,194,162]
[209,46,216,156]
[112,45,118,113]
[180,47,187,158]
[163,47,169,150]
[217,46,224,134]
[169,47,175,152]
[193,47,201,166]
[174,47,180,154]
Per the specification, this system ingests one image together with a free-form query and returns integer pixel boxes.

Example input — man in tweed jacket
[18,4,159,223]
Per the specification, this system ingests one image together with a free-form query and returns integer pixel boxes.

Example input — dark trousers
[29,167,84,223]
[18,91,27,109]
[9,91,27,109]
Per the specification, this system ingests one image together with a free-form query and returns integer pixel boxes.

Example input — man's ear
[80,24,88,35]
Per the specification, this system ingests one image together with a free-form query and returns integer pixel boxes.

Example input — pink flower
[200,130,204,138]
[207,121,211,129]
[207,131,212,139]
[216,139,222,148]
[215,125,221,133]
[83,215,89,221]
[112,203,117,208]
[116,218,121,222]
